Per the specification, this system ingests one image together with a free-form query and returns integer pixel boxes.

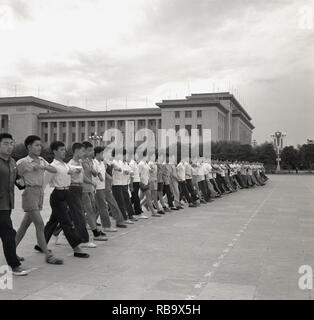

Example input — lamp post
[270,131,286,172]
[89,132,102,147]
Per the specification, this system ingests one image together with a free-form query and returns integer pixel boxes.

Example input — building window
[175,111,180,119]
[185,125,192,136]
[62,122,66,128]
[117,120,124,128]
[53,133,57,141]
[44,133,48,142]
[91,121,95,127]
[71,122,76,127]
[62,133,66,141]
[81,121,85,127]
[44,123,48,128]
[138,120,145,127]
[197,124,202,136]
[99,121,104,127]
[81,133,85,141]
[175,125,180,133]
[185,111,192,118]
[108,120,114,128]
[72,133,76,142]
[53,122,57,128]
[197,110,202,118]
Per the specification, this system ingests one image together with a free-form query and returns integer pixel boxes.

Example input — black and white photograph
[0,0,313,306]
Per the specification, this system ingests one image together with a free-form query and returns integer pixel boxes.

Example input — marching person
[42,141,89,258]
[15,135,63,265]
[0,133,28,275]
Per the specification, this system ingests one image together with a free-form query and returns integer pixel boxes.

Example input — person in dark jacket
[0,133,28,276]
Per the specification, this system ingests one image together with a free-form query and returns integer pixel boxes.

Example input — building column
[47,122,51,146]
[0,115,2,132]
[85,121,88,141]
[95,121,98,136]
[65,121,69,147]
[75,121,79,143]
[56,122,60,140]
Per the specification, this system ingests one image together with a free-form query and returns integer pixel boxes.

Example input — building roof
[38,107,161,120]
[0,96,89,113]
[156,92,252,121]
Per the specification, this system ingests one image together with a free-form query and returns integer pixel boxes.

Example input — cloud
[0,0,313,145]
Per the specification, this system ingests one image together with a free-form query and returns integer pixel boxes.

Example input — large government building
[0,92,254,147]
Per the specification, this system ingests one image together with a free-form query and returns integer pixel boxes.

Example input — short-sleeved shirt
[138,160,150,185]
[17,156,49,187]
[46,159,71,188]
[67,159,84,184]
[129,160,140,183]
[82,158,95,192]
[93,159,106,190]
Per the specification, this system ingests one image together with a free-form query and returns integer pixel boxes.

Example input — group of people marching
[0,132,268,276]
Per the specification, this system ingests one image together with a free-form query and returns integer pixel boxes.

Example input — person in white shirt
[176,160,197,207]
[93,147,117,233]
[43,141,89,259]
[169,155,183,209]
[148,159,165,214]
[184,161,199,204]
[111,150,135,224]
[138,151,160,217]
[129,157,144,216]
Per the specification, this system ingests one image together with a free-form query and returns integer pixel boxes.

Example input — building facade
[0,92,254,147]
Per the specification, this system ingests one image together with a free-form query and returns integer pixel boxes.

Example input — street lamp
[89,132,102,147]
[270,131,286,172]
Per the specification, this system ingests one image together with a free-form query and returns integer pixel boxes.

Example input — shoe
[152,213,162,217]
[125,219,134,224]
[130,216,138,221]
[138,214,149,219]
[81,242,97,248]
[46,254,64,265]
[12,266,28,276]
[171,207,179,211]
[188,203,197,208]
[34,245,51,253]
[116,223,127,228]
[74,252,90,258]
[93,235,108,241]
[163,207,171,213]
[104,227,117,232]
[176,206,184,210]
[99,231,107,236]
[157,210,165,215]
[200,199,207,204]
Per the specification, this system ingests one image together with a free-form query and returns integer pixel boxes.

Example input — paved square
[1,174,314,300]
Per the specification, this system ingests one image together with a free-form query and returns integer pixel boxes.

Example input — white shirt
[93,159,106,190]
[176,162,186,181]
[129,160,140,183]
[148,161,157,181]
[184,162,192,179]
[112,159,124,186]
[138,160,150,185]
[44,159,71,189]
[67,159,84,184]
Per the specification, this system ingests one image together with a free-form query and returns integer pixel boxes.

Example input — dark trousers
[198,180,210,201]
[0,211,20,269]
[122,185,134,219]
[131,182,142,215]
[163,184,174,208]
[45,189,82,249]
[112,185,128,220]
[186,179,198,202]
[210,178,222,194]
[178,180,193,203]
[68,186,89,243]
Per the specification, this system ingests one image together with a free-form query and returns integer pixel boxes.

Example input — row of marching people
[0,132,268,276]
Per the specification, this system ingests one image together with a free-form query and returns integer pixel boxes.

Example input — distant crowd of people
[0,132,268,276]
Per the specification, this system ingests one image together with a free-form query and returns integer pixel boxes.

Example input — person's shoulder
[16,156,29,165]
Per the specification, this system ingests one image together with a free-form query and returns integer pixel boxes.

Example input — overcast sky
[0,0,313,146]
